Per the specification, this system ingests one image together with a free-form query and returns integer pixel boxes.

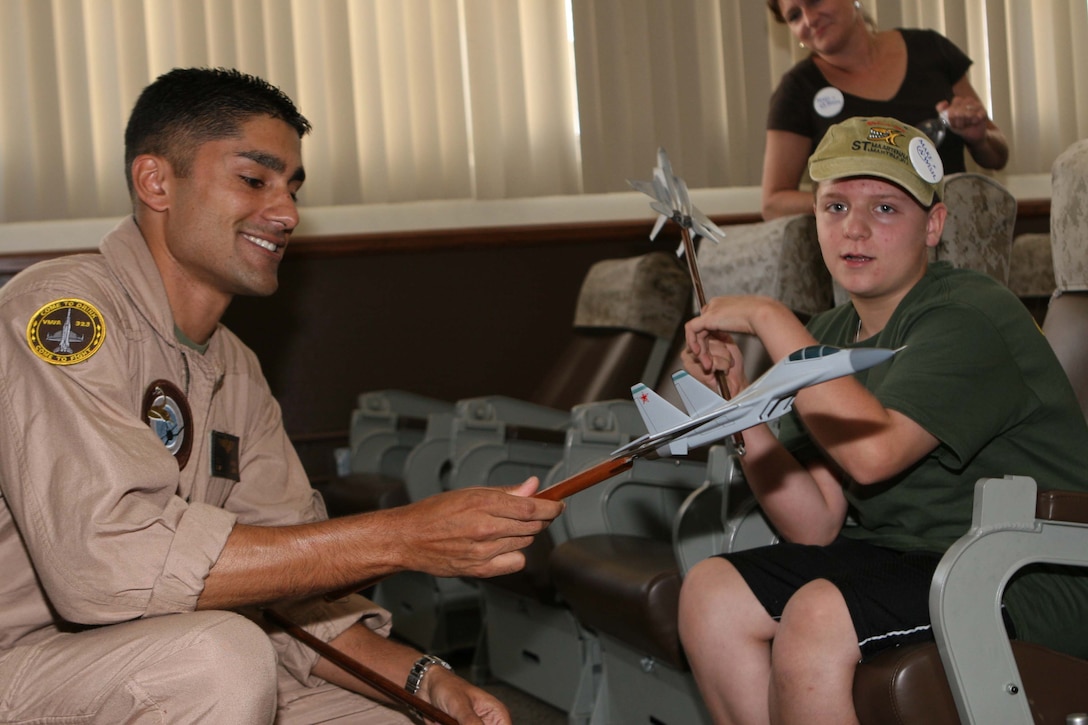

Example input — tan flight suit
[0,218,411,723]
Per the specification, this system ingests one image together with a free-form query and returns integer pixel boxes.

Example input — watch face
[143,380,193,470]
[406,654,451,694]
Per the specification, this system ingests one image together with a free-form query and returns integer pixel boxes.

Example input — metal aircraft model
[627,147,727,247]
[614,344,902,458]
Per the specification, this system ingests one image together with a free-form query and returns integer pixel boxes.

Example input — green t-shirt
[776,262,1088,655]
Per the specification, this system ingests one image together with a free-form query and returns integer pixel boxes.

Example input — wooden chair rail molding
[0,197,1052,276]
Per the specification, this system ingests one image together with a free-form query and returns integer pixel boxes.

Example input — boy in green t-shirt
[678,116,1088,723]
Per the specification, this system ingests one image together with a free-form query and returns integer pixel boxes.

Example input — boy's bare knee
[780,579,849,632]
[774,580,859,670]
[680,558,775,645]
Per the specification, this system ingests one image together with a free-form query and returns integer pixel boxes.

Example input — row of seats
[329,210,834,722]
[321,250,695,658]
[329,141,1088,724]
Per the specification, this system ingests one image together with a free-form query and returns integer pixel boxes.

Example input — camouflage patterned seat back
[1042,138,1088,417]
[934,172,1017,285]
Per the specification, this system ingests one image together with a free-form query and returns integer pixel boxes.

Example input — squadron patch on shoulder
[143,380,193,470]
[26,298,106,365]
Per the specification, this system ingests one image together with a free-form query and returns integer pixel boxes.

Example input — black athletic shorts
[720,535,1016,661]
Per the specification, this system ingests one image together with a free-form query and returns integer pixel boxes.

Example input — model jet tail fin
[671,370,726,416]
[630,383,690,435]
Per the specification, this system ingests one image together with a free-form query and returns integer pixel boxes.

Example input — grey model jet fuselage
[615,344,901,458]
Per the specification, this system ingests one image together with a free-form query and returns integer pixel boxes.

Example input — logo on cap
[866,124,905,147]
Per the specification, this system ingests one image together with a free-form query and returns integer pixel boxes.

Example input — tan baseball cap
[808,116,945,206]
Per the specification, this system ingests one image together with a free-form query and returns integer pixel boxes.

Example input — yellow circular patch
[26,298,107,365]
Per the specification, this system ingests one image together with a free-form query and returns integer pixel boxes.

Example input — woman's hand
[938,77,1009,170]
[937,96,990,146]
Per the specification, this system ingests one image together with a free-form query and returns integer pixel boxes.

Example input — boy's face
[814,176,945,304]
[159,115,305,302]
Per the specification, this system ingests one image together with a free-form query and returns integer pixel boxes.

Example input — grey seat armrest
[930,475,1088,724]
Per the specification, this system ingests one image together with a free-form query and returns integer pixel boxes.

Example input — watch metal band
[405,653,451,695]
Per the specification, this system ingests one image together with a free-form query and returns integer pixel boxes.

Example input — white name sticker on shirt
[814,87,845,118]
[26,298,106,366]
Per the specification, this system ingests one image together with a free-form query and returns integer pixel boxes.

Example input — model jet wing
[614,344,901,458]
[627,147,727,247]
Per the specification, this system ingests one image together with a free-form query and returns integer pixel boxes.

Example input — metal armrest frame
[931,475,1088,724]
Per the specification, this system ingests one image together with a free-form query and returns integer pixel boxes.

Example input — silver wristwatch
[405,653,452,694]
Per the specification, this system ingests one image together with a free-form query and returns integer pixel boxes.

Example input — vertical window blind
[1,0,1085,224]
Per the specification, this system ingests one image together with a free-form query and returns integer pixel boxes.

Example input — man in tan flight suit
[0,67,563,724]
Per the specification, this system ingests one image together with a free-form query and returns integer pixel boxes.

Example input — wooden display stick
[263,608,457,725]
[532,454,636,501]
[679,225,745,454]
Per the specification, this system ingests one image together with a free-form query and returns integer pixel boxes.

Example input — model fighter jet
[627,147,727,248]
[614,344,901,458]
[533,158,899,504]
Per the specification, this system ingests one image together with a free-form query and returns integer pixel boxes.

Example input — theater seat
[317,389,450,517]
[853,477,1088,724]
[531,250,693,411]
[854,138,1088,724]
[475,398,711,719]
[855,639,1088,725]
[371,251,693,656]
[1042,138,1088,414]
[936,172,1017,284]
[545,434,722,724]
[697,213,831,380]
[1008,232,1053,325]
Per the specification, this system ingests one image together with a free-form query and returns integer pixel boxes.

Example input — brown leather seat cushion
[1036,488,1088,524]
[485,532,560,604]
[549,533,686,668]
[314,472,409,517]
[854,639,1088,724]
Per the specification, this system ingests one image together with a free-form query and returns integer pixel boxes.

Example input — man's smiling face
[161,114,305,301]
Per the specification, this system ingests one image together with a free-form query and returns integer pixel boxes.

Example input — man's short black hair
[123,67,311,197]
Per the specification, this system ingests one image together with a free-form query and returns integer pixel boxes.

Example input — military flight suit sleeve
[252,596,395,688]
[210,336,395,686]
[0,270,239,624]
